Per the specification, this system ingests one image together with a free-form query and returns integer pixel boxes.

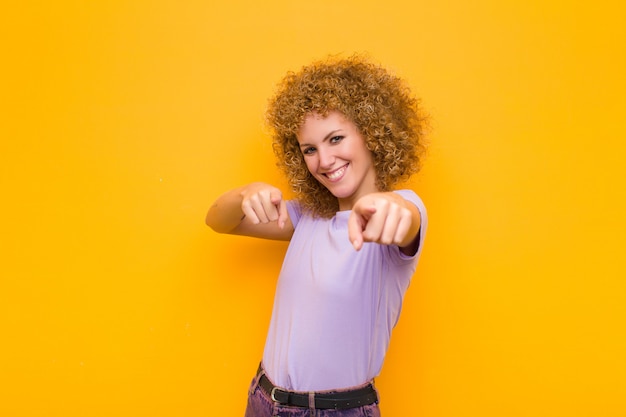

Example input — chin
[328,188,354,200]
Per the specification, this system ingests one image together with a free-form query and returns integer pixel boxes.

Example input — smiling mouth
[324,164,348,181]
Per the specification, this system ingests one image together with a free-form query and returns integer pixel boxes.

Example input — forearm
[205,186,246,234]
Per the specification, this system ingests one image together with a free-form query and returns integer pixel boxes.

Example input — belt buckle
[270,387,281,403]
[270,386,289,404]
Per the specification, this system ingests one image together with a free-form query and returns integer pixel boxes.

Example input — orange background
[2,1,625,416]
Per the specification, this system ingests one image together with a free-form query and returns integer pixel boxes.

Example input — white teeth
[326,165,346,180]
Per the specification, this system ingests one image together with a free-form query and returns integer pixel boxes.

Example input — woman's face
[297,111,378,211]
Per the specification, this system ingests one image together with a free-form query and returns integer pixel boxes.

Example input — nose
[318,147,335,170]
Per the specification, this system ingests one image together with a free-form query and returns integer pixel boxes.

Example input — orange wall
[2,1,625,416]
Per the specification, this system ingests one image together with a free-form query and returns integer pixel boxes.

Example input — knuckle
[377,199,390,210]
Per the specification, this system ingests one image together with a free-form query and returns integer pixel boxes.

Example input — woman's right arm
[205,182,294,241]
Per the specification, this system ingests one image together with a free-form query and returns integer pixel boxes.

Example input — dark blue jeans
[243,371,381,417]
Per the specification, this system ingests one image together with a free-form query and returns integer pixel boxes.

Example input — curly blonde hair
[266,55,428,218]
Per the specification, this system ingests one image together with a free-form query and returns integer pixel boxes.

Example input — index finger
[347,211,365,251]
[277,198,289,229]
[348,206,376,250]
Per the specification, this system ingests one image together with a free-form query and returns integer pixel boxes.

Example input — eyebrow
[299,129,343,148]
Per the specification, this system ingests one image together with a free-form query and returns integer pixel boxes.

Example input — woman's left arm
[348,192,422,256]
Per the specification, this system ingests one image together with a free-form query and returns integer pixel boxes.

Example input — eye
[302,146,316,155]
[330,135,344,144]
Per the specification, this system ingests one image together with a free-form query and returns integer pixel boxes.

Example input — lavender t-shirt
[261,190,427,391]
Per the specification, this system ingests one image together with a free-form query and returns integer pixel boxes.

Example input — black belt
[256,365,378,410]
